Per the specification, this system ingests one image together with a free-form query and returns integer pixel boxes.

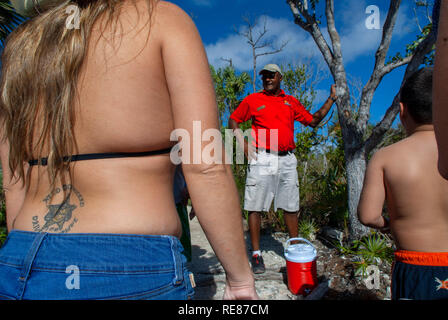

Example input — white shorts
[243,150,300,212]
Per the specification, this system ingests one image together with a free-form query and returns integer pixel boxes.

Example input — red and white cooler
[284,237,318,295]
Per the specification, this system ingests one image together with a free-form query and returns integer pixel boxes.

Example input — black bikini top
[28,147,172,166]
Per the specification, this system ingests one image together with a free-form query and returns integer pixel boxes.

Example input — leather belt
[260,149,294,156]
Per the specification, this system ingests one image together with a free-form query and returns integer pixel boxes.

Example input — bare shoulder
[367,139,412,172]
[374,137,412,160]
[153,1,196,28]
[149,0,202,50]
[118,1,194,33]
[368,146,390,168]
[156,1,189,15]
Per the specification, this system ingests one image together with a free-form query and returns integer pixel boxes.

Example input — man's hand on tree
[330,84,338,101]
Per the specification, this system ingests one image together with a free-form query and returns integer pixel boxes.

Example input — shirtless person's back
[358,67,448,300]
[0,0,257,299]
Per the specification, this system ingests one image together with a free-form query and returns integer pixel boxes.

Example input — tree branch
[286,0,334,67]
[357,0,402,130]
[255,41,289,58]
[253,19,269,47]
[239,15,288,92]
[413,5,424,33]
[287,0,358,134]
[374,0,402,70]
[381,55,412,75]
[325,0,343,60]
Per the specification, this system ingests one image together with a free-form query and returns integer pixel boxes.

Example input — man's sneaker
[251,254,265,274]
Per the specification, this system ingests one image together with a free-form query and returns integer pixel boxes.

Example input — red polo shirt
[230,90,313,151]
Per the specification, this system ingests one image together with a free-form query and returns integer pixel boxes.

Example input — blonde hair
[0,0,156,192]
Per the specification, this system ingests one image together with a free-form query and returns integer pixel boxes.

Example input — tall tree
[238,16,288,93]
[210,64,252,206]
[286,0,436,240]
[210,65,251,124]
[281,62,319,110]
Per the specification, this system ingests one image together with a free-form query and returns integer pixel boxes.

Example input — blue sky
[169,0,432,127]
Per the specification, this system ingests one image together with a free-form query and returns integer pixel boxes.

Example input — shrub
[337,231,394,277]
[298,216,319,241]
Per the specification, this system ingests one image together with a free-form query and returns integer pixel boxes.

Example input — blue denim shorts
[0,230,195,300]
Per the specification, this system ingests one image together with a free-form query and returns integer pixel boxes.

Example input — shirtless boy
[358,67,448,300]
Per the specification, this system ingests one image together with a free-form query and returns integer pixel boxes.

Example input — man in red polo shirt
[229,63,337,274]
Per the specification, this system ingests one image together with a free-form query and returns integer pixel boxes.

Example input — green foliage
[300,123,348,229]
[211,65,252,209]
[387,52,404,66]
[387,0,435,67]
[266,208,286,231]
[294,129,321,163]
[406,23,435,66]
[337,232,394,277]
[0,224,6,246]
[281,63,316,110]
[298,217,319,240]
[210,65,251,122]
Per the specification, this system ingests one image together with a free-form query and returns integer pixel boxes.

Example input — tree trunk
[286,0,436,241]
[345,148,370,240]
[338,91,371,241]
[252,46,257,93]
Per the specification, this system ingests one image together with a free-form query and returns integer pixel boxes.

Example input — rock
[304,280,329,300]
[188,217,391,300]
[319,227,344,245]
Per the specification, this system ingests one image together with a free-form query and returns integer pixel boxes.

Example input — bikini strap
[28,148,173,166]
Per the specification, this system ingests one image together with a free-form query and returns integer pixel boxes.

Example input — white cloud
[338,21,383,64]
[205,15,322,72]
[205,1,418,72]
[331,0,414,64]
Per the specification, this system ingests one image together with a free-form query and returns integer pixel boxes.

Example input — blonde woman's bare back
[11,1,197,236]
[1,0,257,300]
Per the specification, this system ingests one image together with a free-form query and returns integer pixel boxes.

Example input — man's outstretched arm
[308,84,337,128]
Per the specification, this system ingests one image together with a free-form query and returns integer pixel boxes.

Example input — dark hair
[400,67,433,124]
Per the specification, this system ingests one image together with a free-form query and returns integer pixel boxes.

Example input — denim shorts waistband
[0,230,185,274]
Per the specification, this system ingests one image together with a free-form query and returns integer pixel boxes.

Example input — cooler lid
[284,243,316,263]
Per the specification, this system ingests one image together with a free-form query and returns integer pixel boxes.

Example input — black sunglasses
[261,72,277,79]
